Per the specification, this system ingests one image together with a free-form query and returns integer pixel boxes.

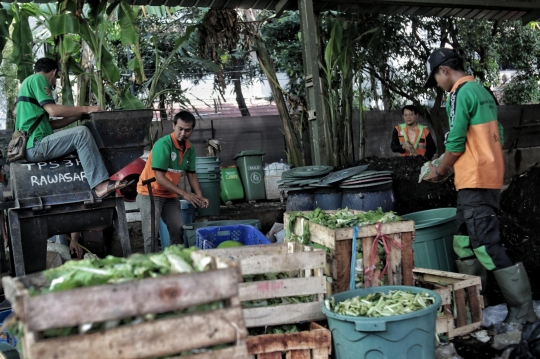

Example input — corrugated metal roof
[10,0,540,23]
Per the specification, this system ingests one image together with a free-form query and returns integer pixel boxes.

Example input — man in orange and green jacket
[423,48,537,324]
[390,104,436,159]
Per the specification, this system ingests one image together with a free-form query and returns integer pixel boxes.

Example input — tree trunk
[232,57,250,116]
[253,36,303,167]
[426,88,447,155]
[159,94,167,121]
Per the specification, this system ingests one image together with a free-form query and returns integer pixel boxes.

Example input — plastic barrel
[402,208,458,272]
[183,219,261,247]
[286,190,314,212]
[322,286,441,359]
[314,188,343,210]
[159,200,196,249]
[341,189,395,212]
[198,178,221,216]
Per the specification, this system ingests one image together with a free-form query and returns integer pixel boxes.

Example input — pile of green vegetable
[34,245,206,295]
[286,207,401,247]
[325,290,436,317]
[248,324,301,336]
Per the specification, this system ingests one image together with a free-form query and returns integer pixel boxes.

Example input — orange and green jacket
[445,76,504,190]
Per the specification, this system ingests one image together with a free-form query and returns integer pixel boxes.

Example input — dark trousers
[455,188,513,270]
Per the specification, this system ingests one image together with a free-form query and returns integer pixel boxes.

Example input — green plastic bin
[234,150,266,201]
[402,208,458,272]
[321,286,441,359]
[197,178,221,216]
[196,156,221,173]
[221,167,244,202]
[183,219,261,247]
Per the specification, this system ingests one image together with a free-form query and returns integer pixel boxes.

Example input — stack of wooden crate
[413,267,484,338]
[284,211,415,294]
[2,253,249,359]
[206,242,332,358]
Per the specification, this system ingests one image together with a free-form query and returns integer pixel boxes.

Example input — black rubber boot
[455,258,488,307]
[494,262,539,324]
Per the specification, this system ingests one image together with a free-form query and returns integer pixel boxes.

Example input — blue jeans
[26,126,110,189]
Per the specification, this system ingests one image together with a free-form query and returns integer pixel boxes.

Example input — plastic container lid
[234,150,266,159]
[401,208,457,229]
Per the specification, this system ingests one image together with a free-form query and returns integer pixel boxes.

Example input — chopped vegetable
[325,290,436,317]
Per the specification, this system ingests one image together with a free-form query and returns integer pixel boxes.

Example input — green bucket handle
[355,320,387,332]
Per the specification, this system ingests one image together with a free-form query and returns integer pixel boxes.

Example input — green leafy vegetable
[325,290,436,317]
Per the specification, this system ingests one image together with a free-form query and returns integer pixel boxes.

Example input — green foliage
[10,4,33,82]
[501,73,540,105]
[1,40,19,129]
[0,5,14,64]
[260,11,304,96]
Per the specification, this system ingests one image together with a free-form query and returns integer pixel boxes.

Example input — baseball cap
[424,48,460,88]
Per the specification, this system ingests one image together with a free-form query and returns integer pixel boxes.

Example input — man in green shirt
[16,57,131,198]
[136,111,208,253]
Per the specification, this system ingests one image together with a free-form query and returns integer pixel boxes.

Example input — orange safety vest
[395,123,429,157]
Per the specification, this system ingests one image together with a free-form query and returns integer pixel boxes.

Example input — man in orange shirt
[136,111,208,253]
[423,48,537,324]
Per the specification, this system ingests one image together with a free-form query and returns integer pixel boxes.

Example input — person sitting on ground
[15,57,131,198]
[390,105,436,160]
[136,111,209,254]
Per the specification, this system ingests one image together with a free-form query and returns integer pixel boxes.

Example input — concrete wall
[148,116,289,167]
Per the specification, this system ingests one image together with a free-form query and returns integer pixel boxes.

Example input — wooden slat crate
[204,242,327,328]
[413,267,484,338]
[246,322,331,359]
[2,253,249,359]
[284,211,415,294]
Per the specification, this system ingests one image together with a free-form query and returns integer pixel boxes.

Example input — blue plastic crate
[196,224,271,249]
[0,309,17,348]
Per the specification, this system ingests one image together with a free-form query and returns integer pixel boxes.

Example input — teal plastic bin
[197,178,221,216]
[402,208,458,272]
[321,286,441,359]
[183,219,261,247]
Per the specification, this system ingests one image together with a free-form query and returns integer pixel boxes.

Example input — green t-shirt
[137,134,196,198]
[151,135,196,173]
[15,73,55,149]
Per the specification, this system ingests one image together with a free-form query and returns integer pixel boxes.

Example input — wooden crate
[205,242,327,328]
[2,253,248,359]
[413,267,484,338]
[246,322,331,359]
[284,211,415,294]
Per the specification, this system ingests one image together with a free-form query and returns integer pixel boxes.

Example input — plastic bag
[418,154,454,183]
[508,322,540,359]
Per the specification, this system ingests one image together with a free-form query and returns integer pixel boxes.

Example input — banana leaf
[0,6,13,64]
[49,13,79,36]
[120,85,146,110]
[11,6,33,82]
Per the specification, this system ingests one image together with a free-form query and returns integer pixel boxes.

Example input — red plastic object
[110,158,146,201]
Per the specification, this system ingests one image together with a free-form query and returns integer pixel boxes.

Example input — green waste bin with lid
[234,150,266,201]
[402,208,458,272]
